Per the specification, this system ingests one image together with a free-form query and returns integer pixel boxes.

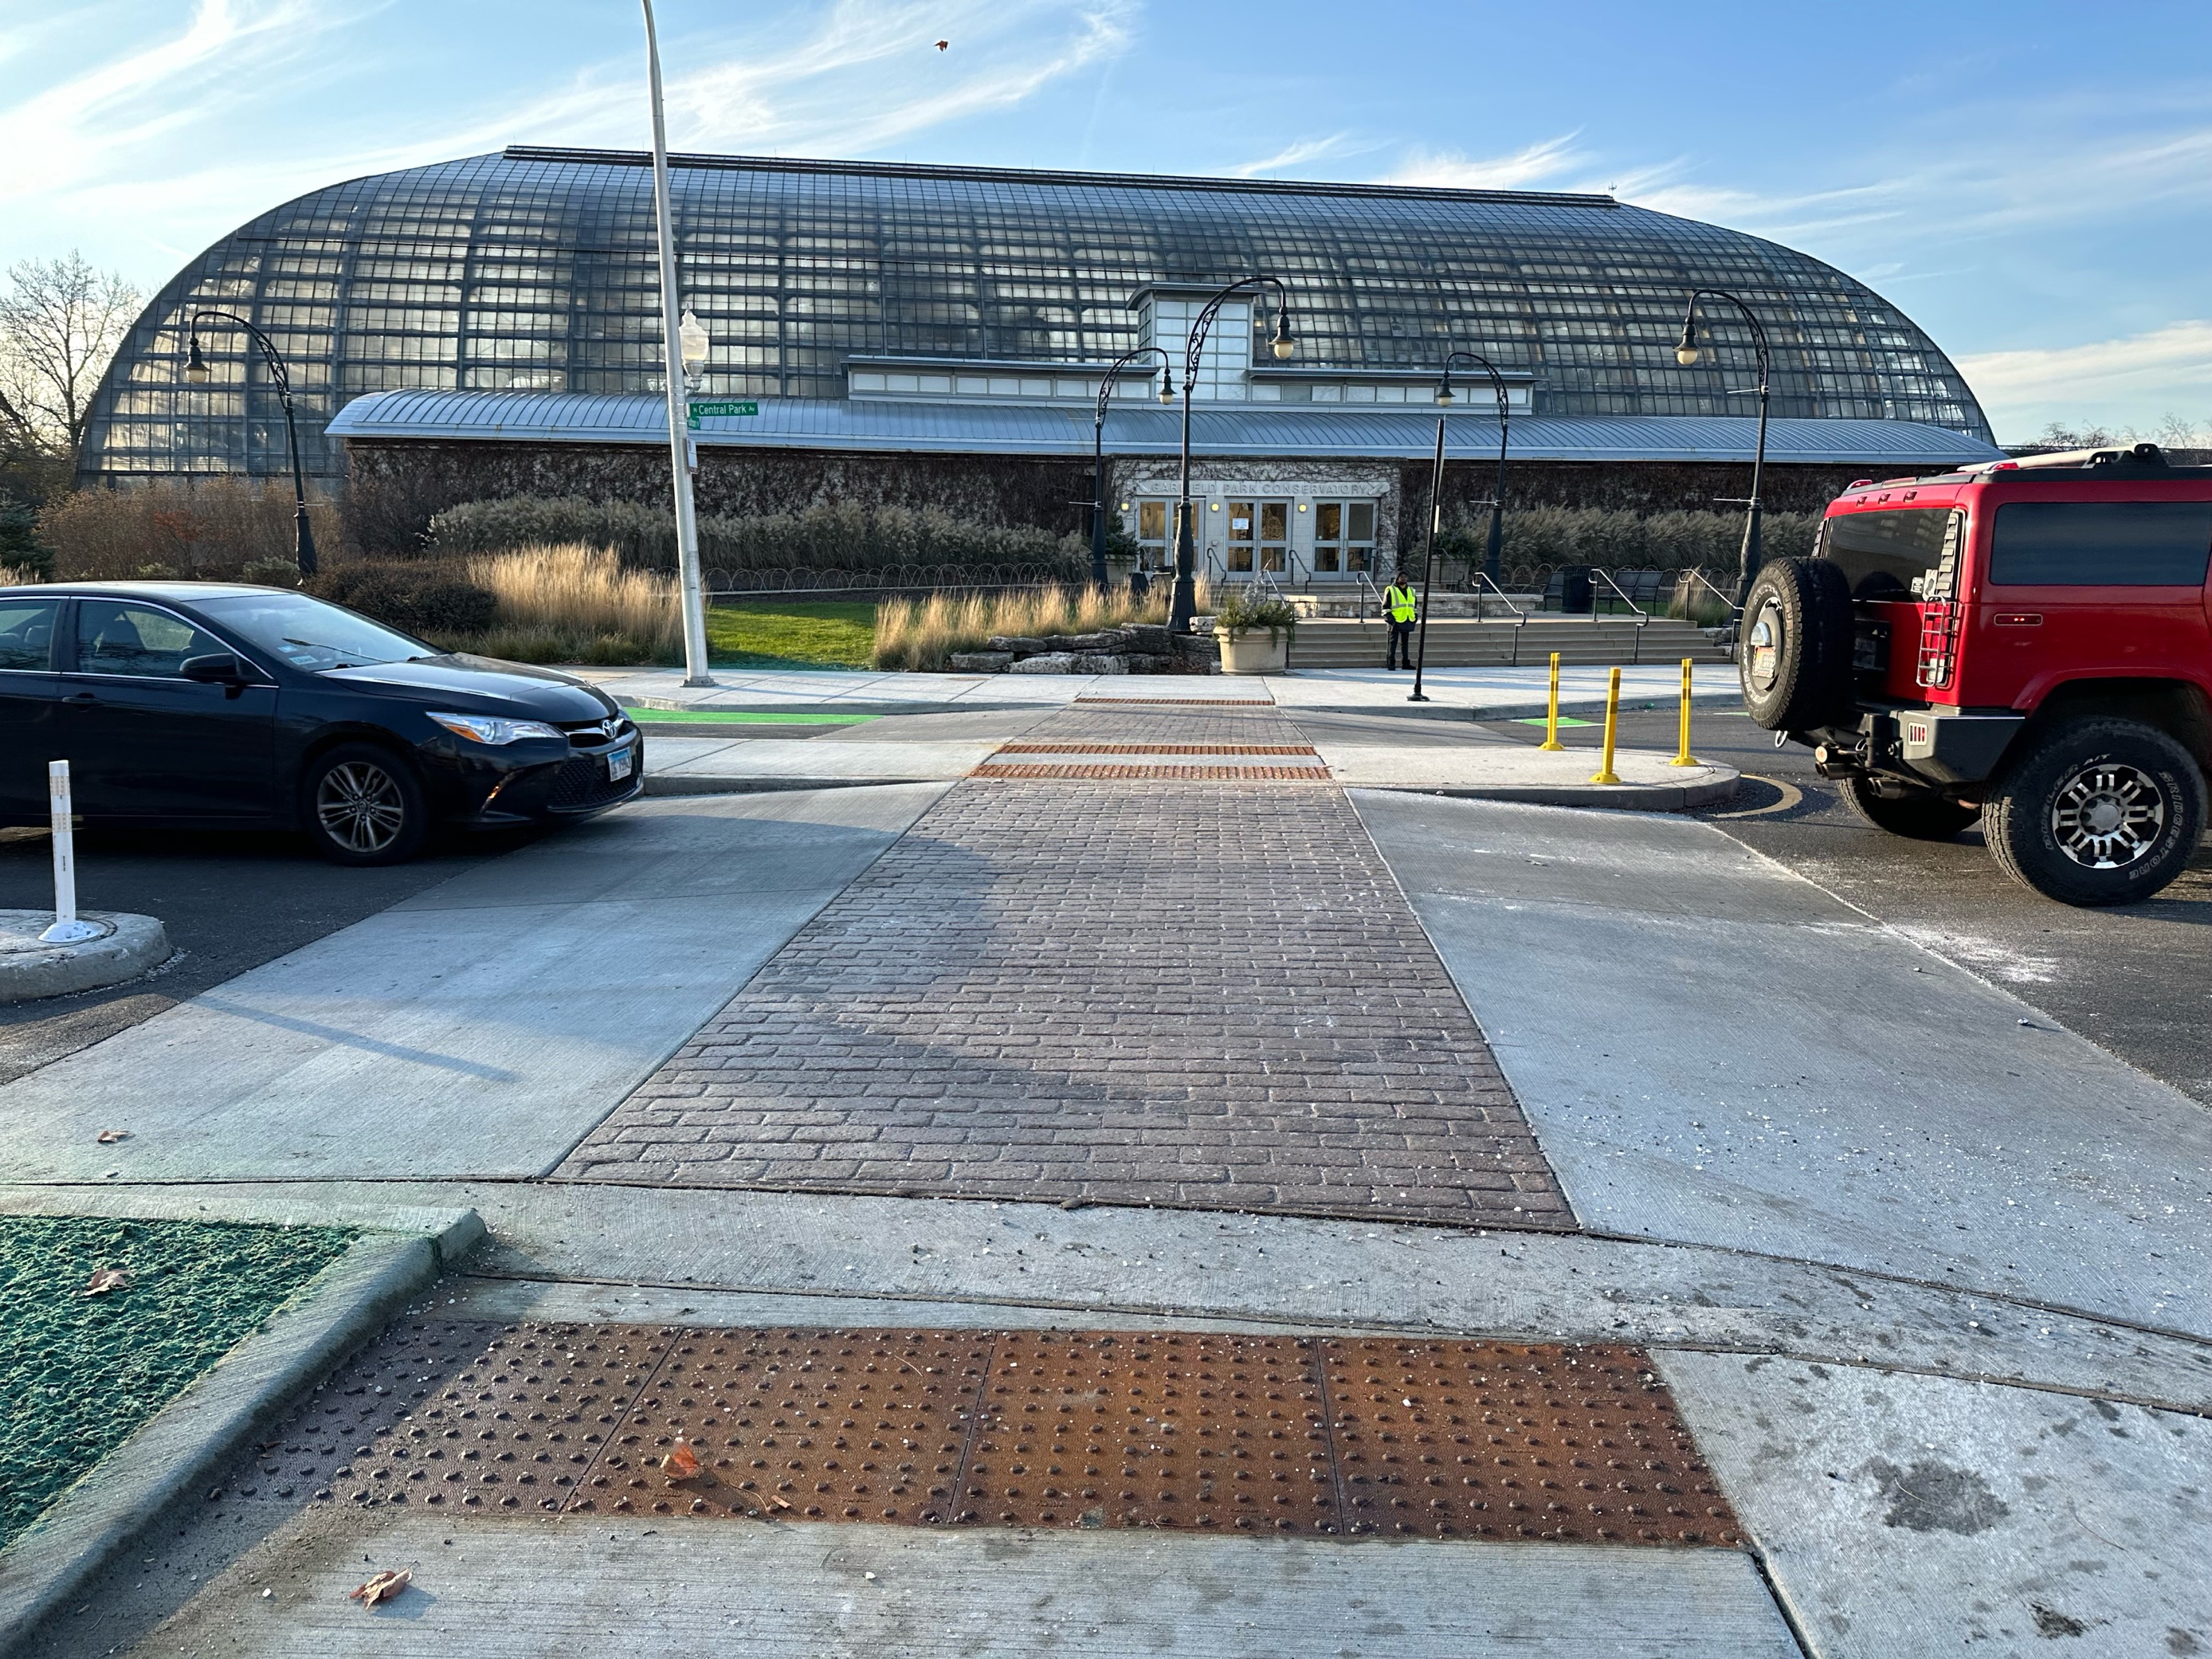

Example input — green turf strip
[0,1215,355,1548]
[623,708,877,724]
[1513,715,1598,727]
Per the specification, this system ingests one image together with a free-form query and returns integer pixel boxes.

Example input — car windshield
[194,591,433,672]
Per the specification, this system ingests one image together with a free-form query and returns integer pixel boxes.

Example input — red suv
[1740,443,2211,905]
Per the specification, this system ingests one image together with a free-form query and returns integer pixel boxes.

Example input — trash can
[1558,564,1594,615]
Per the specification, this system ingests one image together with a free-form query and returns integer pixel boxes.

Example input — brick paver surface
[561,704,1571,1225]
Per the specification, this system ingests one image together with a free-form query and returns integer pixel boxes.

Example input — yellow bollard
[1538,652,1566,751]
[1589,665,1623,784]
[1670,657,1698,766]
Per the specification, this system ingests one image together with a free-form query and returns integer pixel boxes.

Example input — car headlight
[429,712,566,744]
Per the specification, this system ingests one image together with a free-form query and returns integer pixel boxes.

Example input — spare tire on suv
[1739,556,1855,730]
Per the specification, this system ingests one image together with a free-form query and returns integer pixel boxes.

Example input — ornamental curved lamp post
[183,310,318,576]
[1170,277,1296,635]
[1410,349,1512,703]
[1090,346,1177,591]
[1674,288,1772,614]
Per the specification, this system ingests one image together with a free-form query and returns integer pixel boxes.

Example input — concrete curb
[1367,767,1741,811]
[643,773,939,796]
[0,911,171,1005]
[0,1208,483,1654]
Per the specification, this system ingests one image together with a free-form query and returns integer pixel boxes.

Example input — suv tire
[1739,556,1854,731]
[301,743,429,866]
[1985,718,2205,906]
[1839,774,1981,841]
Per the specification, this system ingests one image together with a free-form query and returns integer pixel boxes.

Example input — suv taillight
[1916,600,1959,689]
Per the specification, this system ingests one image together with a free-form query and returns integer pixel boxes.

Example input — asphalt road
[1475,701,2212,1109]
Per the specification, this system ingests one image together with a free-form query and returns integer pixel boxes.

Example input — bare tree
[0,252,143,463]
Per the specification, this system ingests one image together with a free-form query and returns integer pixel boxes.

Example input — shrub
[426,494,1088,581]
[1459,504,1822,586]
[37,478,342,580]
[309,563,498,637]
[0,493,52,577]
[1213,588,1298,641]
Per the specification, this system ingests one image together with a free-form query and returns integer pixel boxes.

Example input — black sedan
[0,581,643,864]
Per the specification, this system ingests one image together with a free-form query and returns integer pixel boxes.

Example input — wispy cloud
[1382,135,1590,191]
[1957,320,2212,409]
[1226,133,1358,178]
[3,0,1137,274]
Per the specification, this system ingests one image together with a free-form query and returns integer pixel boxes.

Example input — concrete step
[1284,618,1726,669]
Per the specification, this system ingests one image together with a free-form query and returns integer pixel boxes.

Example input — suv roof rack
[1963,441,2173,475]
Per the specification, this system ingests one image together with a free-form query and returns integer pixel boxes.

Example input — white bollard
[41,760,104,944]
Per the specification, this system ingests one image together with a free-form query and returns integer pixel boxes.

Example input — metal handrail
[1352,571,1384,621]
[1590,567,1651,623]
[1676,567,1738,614]
[1467,570,1527,622]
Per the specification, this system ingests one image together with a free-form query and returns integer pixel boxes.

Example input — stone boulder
[1048,631,1124,653]
[1122,623,1171,653]
[947,651,1014,673]
[987,635,1047,655]
[1073,654,1128,675]
[1008,653,1078,674]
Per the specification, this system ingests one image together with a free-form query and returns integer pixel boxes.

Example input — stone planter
[1218,629,1290,674]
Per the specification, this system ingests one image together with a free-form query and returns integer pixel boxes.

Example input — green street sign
[686,398,758,428]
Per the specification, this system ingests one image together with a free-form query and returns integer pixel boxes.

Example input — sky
[2,0,2209,443]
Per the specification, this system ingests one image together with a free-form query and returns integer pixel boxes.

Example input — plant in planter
[1212,586,1299,673]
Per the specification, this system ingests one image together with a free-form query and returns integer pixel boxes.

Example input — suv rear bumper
[1824,708,2026,788]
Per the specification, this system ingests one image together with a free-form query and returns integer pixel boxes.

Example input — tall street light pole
[1171,276,1296,636]
[1674,288,1772,616]
[1090,347,1177,591]
[641,0,713,687]
[1409,350,1512,703]
[183,310,318,576]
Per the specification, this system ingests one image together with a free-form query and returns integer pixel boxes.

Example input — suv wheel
[1839,774,1981,841]
[1985,718,2205,906]
[302,743,429,866]
[1738,557,1855,731]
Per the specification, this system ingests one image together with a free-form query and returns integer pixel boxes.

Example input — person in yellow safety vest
[1383,576,1418,670]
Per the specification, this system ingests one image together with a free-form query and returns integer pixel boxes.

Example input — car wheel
[1985,718,2205,906]
[302,743,429,866]
[1738,557,1854,731]
[1839,773,1981,841]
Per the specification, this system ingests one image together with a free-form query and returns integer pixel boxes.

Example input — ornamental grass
[873,580,1190,671]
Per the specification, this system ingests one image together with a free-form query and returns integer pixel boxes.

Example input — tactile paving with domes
[274,1321,1736,1547]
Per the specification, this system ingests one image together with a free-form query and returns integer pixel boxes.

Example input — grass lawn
[0,1215,355,1548]
[706,600,876,668]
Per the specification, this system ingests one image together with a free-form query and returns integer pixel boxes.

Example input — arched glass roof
[80,146,1992,488]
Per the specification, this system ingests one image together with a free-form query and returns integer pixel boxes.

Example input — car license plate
[606,745,634,782]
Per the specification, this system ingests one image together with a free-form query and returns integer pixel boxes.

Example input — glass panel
[1316,502,1342,542]
[1347,545,1371,573]
[1261,545,1287,572]
[1138,500,1166,541]
[1261,501,1288,541]
[1315,545,1340,572]
[1821,507,1953,596]
[75,602,228,677]
[1347,503,1376,542]
[1227,501,1255,542]
[0,598,60,671]
[1989,502,2212,586]
[1229,543,1254,572]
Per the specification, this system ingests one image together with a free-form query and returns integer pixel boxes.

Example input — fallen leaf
[661,1440,700,1481]
[96,1129,131,1144]
[347,1568,410,1607]
[82,1269,130,1296]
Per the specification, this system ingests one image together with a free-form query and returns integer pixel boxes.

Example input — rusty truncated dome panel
[300,1324,1739,1547]
[582,1330,996,1521]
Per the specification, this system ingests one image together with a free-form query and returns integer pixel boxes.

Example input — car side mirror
[182,653,248,684]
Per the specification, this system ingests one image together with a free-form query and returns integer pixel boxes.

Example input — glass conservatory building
[78,145,1999,571]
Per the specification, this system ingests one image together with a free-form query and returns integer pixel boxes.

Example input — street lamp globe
[184,336,210,383]
[1270,304,1296,359]
[1157,364,1176,403]
[1674,316,1702,367]
[678,308,711,382]
[1434,381,1455,406]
